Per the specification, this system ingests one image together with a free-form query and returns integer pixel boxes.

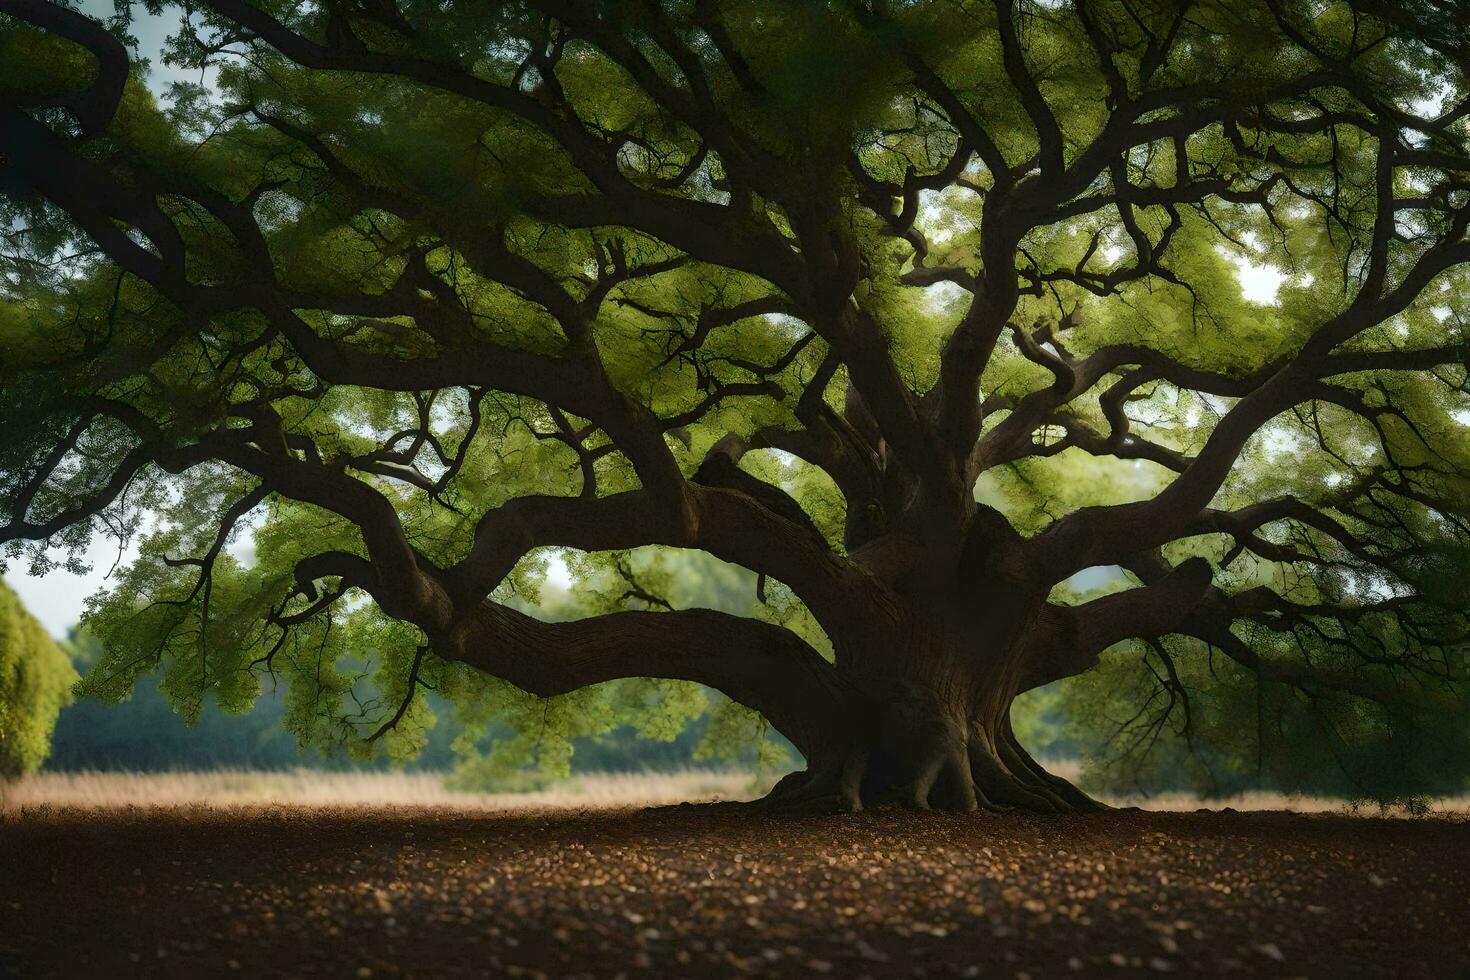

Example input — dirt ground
[1,805,1466,979]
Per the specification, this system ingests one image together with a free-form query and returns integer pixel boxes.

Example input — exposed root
[758,754,866,815]
[1000,719,1110,814]
[905,745,945,810]
[968,748,1062,813]
[758,723,1096,817]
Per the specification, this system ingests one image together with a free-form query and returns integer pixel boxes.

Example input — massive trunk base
[746,591,1110,816]
[757,696,1106,816]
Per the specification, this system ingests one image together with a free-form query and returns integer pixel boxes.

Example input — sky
[80,0,211,91]
[3,3,1289,638]
[9,535,141,638]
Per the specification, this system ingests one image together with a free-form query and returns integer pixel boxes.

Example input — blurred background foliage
[0,579,77,778]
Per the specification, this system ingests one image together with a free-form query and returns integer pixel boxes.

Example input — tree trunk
[760,681,1103,815]
[756,590,1106,815]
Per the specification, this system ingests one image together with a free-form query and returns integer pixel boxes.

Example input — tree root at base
[750,725,1107,816]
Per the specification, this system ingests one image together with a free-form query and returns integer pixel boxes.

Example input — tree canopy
[2,0,1469,810]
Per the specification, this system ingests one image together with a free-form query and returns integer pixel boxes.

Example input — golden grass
[1106,790,1470,814]
[4,766,1466,817]
[1041,760,1470,815]
[0,768,769,815]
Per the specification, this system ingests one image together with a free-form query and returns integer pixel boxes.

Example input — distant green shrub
[0,579,77,778]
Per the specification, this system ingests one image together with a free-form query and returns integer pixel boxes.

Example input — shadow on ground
[1,806,1465,978]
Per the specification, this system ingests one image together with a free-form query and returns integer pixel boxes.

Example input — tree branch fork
[3,0,1468,810]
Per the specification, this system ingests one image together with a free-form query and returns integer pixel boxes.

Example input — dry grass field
[5,766,1469,816]
[0,768,770,814]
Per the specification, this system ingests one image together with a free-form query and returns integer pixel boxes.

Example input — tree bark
[729,581,1106,815]
[757,626,1106,815]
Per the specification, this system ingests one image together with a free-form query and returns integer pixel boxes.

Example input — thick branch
[450,603,855,760]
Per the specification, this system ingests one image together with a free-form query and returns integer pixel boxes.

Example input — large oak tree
[2,0,1469,811]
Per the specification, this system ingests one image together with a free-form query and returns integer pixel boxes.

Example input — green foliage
[4,0,1470,804]
[0,579,77,779]
[52,624,783,777]
[1053,633,1470,806]
[51,626,463,771]
[68,507,790,779]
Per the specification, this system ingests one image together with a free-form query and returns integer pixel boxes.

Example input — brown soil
[1,805,1465,978]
